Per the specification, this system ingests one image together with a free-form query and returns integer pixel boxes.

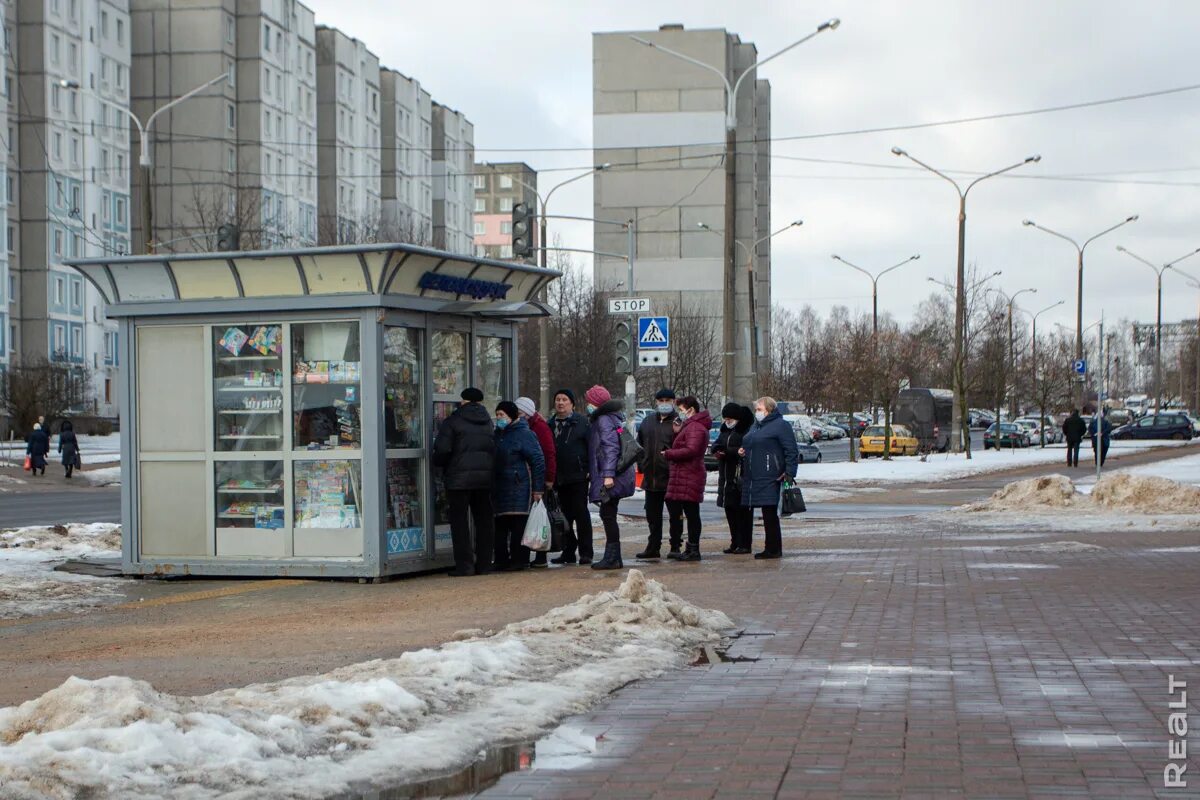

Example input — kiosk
[66,243,558,578]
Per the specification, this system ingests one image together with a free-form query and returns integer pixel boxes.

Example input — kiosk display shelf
[213,325,284,452]
[294,459,362,529]
[215,461,284,530]
[292,321,362,451]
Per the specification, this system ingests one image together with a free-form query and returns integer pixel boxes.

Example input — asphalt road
[0,488,121,527]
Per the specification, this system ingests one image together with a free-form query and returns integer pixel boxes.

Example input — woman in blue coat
[26,423,50,477]
[492,400,545,571]
[739,396,798,559]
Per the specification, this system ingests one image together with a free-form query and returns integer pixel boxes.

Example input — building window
[227,148,236,172]
[498,197,513,212]
[225,15,234,44]
[5,176,12,204]
[116,18,124,45]
[70,185,80,212]
[70,279,80,308]
[263,23,270,51]
[115,198,126,225]
[227,103,236,129]
[53,325,65,354]
[51,84,61,111]
[474,198,486,213]
[100,10,108,37]
[6,225,13,253]
[500,245,513,259]
[116,66,125,89]
[50,34,61,65]
[473,174,486,190]
[54,276,65,304]
[500,221,512,235]
[473,221,486,235]
[71,327,82,357]
[116,153,125,177]
[499,175,513,189]
[68,42,77,72]
[53,229,64,257]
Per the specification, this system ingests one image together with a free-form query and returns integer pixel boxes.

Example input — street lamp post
[832,253,920,420]
[1021,215,1138,406]
[62,74,229,254]
[894,148,1040,457]
[1017,300,1064,445]
[633,19,839,401]
[986,286,1037,417]
[1114,244,1200,413]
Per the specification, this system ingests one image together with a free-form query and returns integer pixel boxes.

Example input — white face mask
[724,420,736,429]
[754,411,767,423]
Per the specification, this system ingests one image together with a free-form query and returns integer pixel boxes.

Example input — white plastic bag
[521,500,551,552]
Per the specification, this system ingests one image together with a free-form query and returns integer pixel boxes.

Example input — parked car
[1014,416,1061,444]
[827,412,870,437]
[1106,408,1135,428]
[984,422,1030,449]
[817,415,852,437]
[784,414,816,439]
[969,409,995,429]
[814,418,847,439]
[795,428,823,464]
[1111,413,1195,441]
[703,420,722,471]
[859,424,920,457]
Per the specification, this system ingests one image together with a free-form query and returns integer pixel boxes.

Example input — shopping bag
[23,455,32,471]
[543,489,568,552]
[521,500,552,552]
[780,481,806,516]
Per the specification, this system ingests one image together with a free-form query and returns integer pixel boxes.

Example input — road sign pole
[626,220,637,424]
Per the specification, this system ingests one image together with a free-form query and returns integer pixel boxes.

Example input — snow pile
[1,523,121,552]
[0,570,732,799]
[0,524,122,619]
[78,465,122,486]
[965,475,1078,511]
[1090,473,1200,513]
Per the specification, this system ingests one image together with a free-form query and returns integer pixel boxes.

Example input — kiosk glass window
[215,460,284,529]
[430,329,469,550]
[294,459,362,528]
[212,324,284,452]
[386,458,424,555]
[475,336,510,401]
[383,327,423,449]
[292,321,361,450]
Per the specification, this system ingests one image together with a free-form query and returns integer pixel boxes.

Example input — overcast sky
[305,0,1200,333]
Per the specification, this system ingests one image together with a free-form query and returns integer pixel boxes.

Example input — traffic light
[216,223,240,251]
[511,202,534,260]
[614,320,633,374]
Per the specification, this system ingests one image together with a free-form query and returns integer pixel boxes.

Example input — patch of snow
[1146,546,1200,553]
[77,465,121,486]
[966,562,1060,570]
[961,472,1200,514]
[0,570,732,799]
[0,524,123,619]
[964,475,1076,511]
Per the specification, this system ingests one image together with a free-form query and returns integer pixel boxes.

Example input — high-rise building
[380,68,432,245]
[0,7,10,378]
[431,102,473,256]
[315,25,380,245]
[472,162,536,260]
[592,25,771,398]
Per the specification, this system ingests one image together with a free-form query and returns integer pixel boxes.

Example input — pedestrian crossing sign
[638,316,669,350]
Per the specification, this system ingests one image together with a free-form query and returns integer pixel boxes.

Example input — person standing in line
[58,420,80,479]
[549,389,594,565]
[739,396,799,559]
[26,422,49,477]
[1089,411,1113,467]
[491,401,546,572]
[585,385,635,570]
[432,387,496,577]
[663,396,712,562]
[713,403,754,554]
[515,396,557,568]
[635,388,683,560]
[1062,409,1086,467]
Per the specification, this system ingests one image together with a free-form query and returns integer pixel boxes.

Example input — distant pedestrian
[663,396,711,562]
[713,403,754,554]
[549,388,594,565]
[1062,409,1086,467]
[58,420,80,479]
[739,397,799,559]
[1089,412,1113,467]
[432,387,496,577]
[26,423,49,477]
[515,396,557,568]
[585,385,635,570]
[635,388,683,560]
[491,401,546,572]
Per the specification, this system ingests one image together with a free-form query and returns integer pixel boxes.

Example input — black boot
[676,543,702,562]
[635,546,661,560]
[665,546,683,560]
[591,542,623,570]
[550,554,577,565]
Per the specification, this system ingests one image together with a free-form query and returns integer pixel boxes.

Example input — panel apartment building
[431,101,473,256]
[472,161,536,260]
[592,25,771,399]
[380,68,432,245]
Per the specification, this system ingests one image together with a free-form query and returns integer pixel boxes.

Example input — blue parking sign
[1073,359,1087,375]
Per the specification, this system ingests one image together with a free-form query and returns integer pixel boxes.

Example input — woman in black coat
[58,419,80,478]
[712,403,754,554]
[26,423,50,476]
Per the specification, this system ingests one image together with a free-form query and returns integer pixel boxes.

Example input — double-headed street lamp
[986,286,1037,416]
[1018,300,1065,444]
[894,147,1040,456]
[633,19,840,401]
[1021,215,1138,404]
[1114,244,1200,412]
[61,73,229,254]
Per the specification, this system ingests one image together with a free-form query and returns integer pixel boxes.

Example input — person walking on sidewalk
[549,389,594,565]
[739,397,799,559]
[1089,411,1113,467]
[432,387,496,577]
[663,396,712,562]
[25,423,49,477]
[58,419,80,479]
[491,401,546,572]
[713,403,754,554]
[1062,409,1086,467]
[585,385,635,570]
[515,396,557,568]
[635,388,683,560]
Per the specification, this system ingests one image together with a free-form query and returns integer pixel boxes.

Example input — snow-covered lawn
[77,465,122,486]
[0,570,731,799]
[0,523,122,619]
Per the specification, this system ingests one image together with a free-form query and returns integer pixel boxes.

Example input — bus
[891,388,954,452]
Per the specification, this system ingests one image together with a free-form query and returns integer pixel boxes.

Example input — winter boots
[635,547,661,560]
[676,543,702,562]
[591,542,624,570]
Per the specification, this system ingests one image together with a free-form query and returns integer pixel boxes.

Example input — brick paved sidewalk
[481,512,1200,799]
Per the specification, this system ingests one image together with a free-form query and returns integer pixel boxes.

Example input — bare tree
[2,358,93,436]
[181,180,266,252]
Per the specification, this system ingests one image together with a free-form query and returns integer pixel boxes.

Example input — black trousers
[666,499,702,547]
[752,505,782,554]
[1066,440,1081,467]
[494,514,530,569]
[599,497,621,544]
[555,481,594,560]
[446,488,494,574]
[724,505,753,549]
[644,489,683,550]
[1092,438,1110,466]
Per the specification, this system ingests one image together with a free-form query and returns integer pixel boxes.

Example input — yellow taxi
[859,424,920,457]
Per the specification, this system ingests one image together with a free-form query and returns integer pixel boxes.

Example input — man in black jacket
[636,388,683,560]
[549,388,594,565]
[432,387,495,576]
[1062,409,1086,467]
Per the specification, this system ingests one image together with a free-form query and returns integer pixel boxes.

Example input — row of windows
[473,221,514,235]
[473,174,518,191]
[474,197,516,214]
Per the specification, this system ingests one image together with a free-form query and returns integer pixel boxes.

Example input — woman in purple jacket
[584,384,635,570]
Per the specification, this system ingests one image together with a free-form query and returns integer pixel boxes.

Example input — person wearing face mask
[584,384,636,570]
[738,396,799,559]
[515,396,557,568]
[431,388,496,577]
[712,403,754,554]
[662,396,712,561]
[491,401,546,571]
[635,388,683,560]
[549,388,593,565]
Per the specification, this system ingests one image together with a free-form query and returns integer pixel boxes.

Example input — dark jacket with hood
[740,409,799,507]
[493,418,546,515]
[588,400,636,503]
[432,402,496,491]
[664,409,712,503]
[26,427,50,469]
[637,408,678,492]
[713,405,754,508]
[1062,412,1087,444]
[551,412,590,486]
[58,421,80,467]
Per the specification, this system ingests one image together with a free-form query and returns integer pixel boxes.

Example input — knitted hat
[515,397,537,418]
[654,388,676,401]
[584,385,611,407]
[720,402,742,419]
[461,387,484,402]
[553,388,576,406]
[495,401,520,421]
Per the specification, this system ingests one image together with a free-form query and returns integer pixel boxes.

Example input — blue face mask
[586,404,597,415]
[495,417,510,429]
[657,403,674,415]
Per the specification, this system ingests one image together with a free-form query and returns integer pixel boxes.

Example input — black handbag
[781,481,806,516]
[543,489,568,552]
[615,424,644,475]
